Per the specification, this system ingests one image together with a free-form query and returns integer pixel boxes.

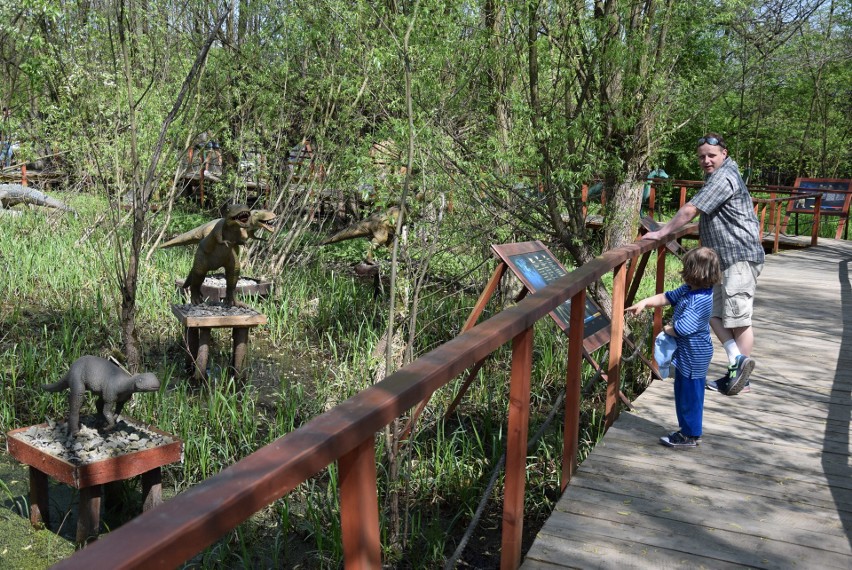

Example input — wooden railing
[752,193,823,253]
[52,226,702,569]
[642,181,826,251]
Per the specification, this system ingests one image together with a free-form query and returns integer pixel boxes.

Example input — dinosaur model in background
[319,205,401,263]
[183,203,252,306]
[42,356,161,435]
[0,184,75,215]
[160,209,277,249]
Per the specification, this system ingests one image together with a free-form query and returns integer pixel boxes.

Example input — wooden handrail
[51,225,693,569]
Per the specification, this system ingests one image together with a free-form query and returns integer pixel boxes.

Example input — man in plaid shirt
[643,133,765,396]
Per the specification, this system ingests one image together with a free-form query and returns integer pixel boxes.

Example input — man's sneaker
[726,355,754,396]
[707,376,750,394]
[659,431,699,448]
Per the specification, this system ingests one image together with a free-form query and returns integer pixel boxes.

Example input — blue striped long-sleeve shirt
[665,284,714,378]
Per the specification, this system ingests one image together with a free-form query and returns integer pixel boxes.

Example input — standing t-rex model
[42,356,161,435]
[0,184,75,215]
[319,206,401,263]
[160,209,277,249]
[183,203,252,306]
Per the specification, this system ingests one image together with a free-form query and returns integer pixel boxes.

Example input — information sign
[492,241,611,352]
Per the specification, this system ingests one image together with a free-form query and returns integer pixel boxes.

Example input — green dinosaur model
[319,206,401,263]
[183,203,252,306]
[161,209,277,249]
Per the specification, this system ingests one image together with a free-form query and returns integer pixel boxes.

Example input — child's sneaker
[659,431,699,448]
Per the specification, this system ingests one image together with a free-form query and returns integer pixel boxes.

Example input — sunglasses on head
[697,136,726,148]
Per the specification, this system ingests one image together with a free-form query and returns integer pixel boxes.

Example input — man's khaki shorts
[712,261,763,329]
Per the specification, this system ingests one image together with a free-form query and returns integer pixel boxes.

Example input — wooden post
[232,327,250,378]
[194,328,211,381]
[501,326,533,569]
[606,262,627,428]
[811,194,822,246]
[184,326,199,369]
[339,437,381,569]
[141,468,163,513]
[29,467,50,529]
[654,246,667,343]
[561,290,585,491]
[77,484,103,545]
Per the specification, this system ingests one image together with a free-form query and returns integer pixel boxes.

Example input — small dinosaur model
[160,209,277,249]
[319,206,401,263]
[42,356,160,435]
[183,203,251,306]
[0,183,75,214]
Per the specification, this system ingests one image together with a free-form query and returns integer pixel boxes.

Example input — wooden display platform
[6,419,181,545]
[171,303,267,380]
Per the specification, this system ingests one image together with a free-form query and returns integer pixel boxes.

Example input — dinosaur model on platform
[160,208,277,249]
[319,205,401,263]
[0,184,75,215]
[183,203,252,306]
[42,356,161,436]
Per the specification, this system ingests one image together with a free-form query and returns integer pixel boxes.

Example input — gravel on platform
[9,417,177,465]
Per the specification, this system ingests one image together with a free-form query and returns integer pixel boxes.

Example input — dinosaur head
[223,203,251,227]
[250,209,278,234]
[133,373,161,392]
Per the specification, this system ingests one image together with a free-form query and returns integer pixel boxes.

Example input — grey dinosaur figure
[42,356,161,435]
[0,184,75,214]
[160,209,277,249]
[183,203,252,306]
[319,206,401,263]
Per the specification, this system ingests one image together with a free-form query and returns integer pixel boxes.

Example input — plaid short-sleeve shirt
[688,158,765,269]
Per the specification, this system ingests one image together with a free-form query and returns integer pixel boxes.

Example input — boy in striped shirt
[626,247,723,448]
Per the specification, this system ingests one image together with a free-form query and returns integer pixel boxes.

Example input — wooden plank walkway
[523,239,852,569]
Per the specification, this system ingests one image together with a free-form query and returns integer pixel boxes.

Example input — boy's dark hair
[681,247,722,289]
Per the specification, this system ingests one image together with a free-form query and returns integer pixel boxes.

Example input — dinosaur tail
[44,197,75,213]
[42,374,69,392]
[319,223,371,245]
[160,233,202,249]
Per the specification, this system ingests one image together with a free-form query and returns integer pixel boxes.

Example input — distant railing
[53,226,701,569]
[587,180,826,251]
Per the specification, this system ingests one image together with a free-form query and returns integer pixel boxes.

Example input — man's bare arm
[643,203,700,241]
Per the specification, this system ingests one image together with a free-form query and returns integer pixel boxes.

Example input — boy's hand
[625,300,646,316]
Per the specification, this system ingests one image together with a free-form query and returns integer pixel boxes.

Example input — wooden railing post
[606,262,627,428]
[501,326,533,569]
[561,290,585,491]
[811,194,822,246]
[773,196,781,254]
[653,245,667,364]
[339,437,381,569]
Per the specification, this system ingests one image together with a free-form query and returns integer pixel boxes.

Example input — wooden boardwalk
[523,239,852,569]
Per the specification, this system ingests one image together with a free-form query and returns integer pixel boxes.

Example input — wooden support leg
[194,328,211,381]
[184,326,199,368]
[76,484,103,545]
[29,467,50,529]
[231,327,249,378]
[141,468,163,512]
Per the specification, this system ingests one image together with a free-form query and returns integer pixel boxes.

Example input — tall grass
[0,193,680,567]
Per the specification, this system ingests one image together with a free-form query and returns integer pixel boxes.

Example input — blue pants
[673,370,705,437]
